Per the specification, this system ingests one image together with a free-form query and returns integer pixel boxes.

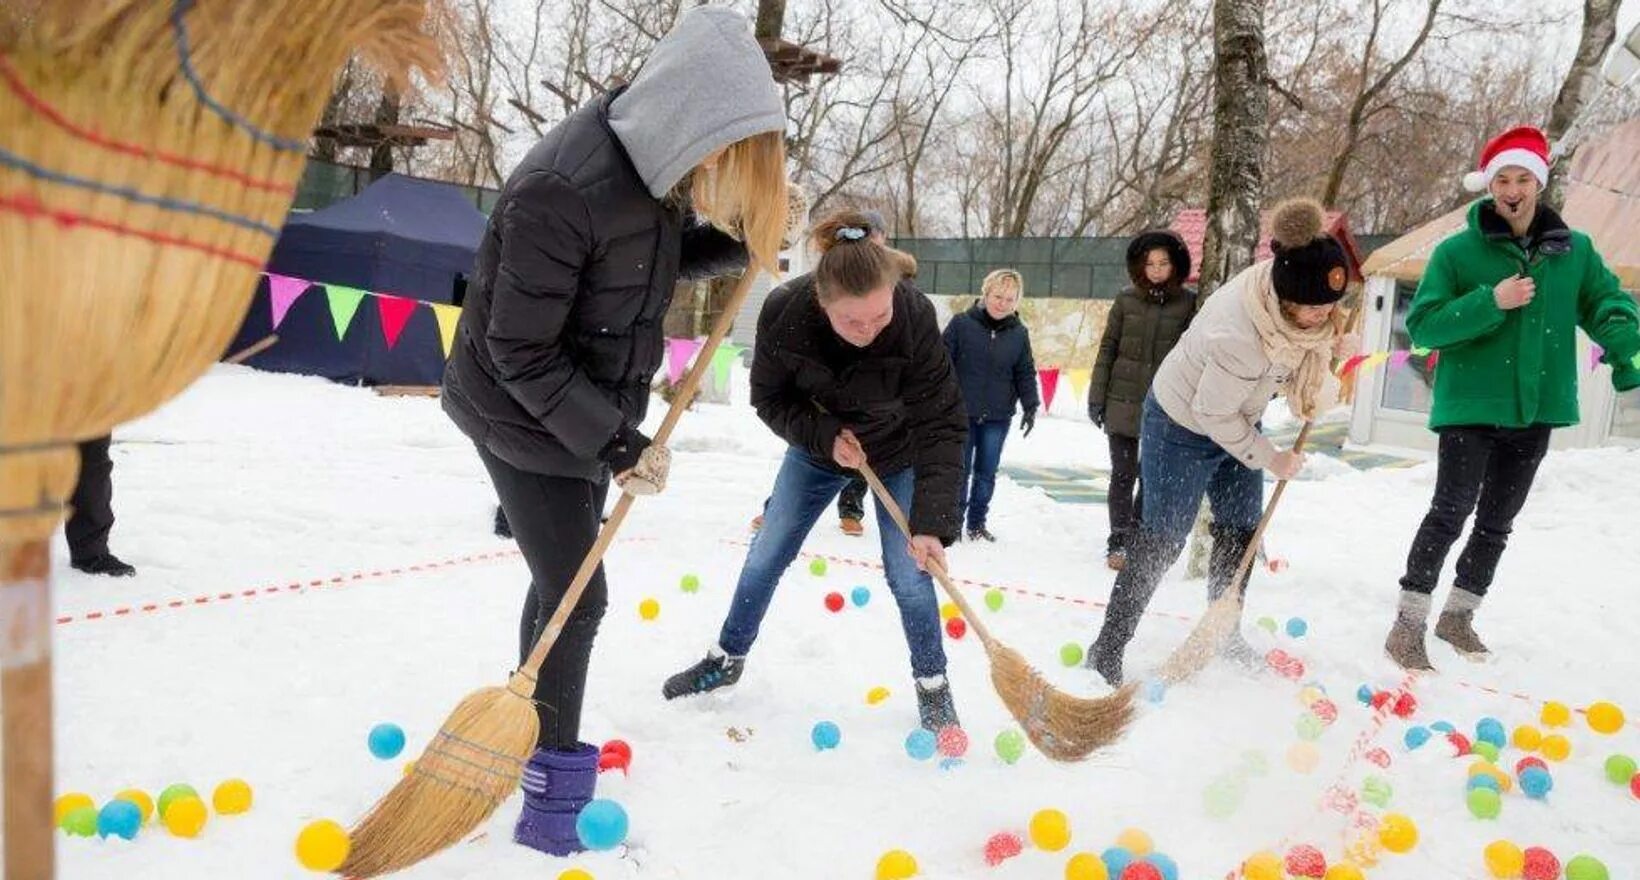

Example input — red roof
[1169,208,1368,285]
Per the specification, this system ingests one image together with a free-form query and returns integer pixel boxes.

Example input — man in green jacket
[1386,126,1640,670]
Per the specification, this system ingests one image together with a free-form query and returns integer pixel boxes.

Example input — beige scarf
[1238,261,1344,420]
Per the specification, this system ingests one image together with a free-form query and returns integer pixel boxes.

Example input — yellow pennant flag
[1362,351,1391,372]
[1067,368,1093,404]
[432,304,462,359]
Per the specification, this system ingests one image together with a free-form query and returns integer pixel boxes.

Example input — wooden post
[2,540,53,879]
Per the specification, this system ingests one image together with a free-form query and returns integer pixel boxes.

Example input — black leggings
[479,448,609,749]
[67,435,115,563]
[1106,432,1142,554]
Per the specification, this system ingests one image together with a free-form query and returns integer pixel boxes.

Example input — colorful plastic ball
[936,725,969,758]
[1605,754,1638,784]
[994,729,1026,765]
[1631,773,1640,800]
[1517,755,1548,775]
[904,729,937,761]
[294,819,352,872]
[1541,734,1572,762]
[1258,616,1279,634]
[1202,777,1245,818]
[984,589,1005,612]
[1476,717,1508,747]
[1565,854,1610,880]
[1522,847,1560,880]
[1510,725,1541,752]
[368,723,407,760]
[823,592,845,613]
[875,849,918,879]
[97,800,142,841]
[1147,853,1179,880]
[157,784,199,820]
[1065,852,1110,880]
[808,558,828,577]
[1362,775,1393,807]
[55,793,95,828]
[163,796,208,838]
[1287,741,1321,774]
[867,686,891,706]
[1324,864,1366,880]
[1484,840,1525,878]
[1519,766,1553,799]
[1287,844,1328,878]
[1242,851,1285,880]
[1100,847,1134,876]
[213,779,253,815]
[574,799,628,851]
[1298,686,1324,707]
[1143,680,1167,704]
[1029,809,1071,851]
[1474,740,1501,763]
[1312,699,1339,725]
[1365,747,1392,768]
[1586,702,1625,735]
[1404,726,1432,750]
[1448,732,1474,756]
[1541,701,1572,728]
[1392,691,1418,718]
[811,721,842,750]
[601,739,632,763]
[1296,713,1326,741]
[1285,617,1308,638]
[638,598,661,620]
[558,870,595,880]
[851,586,871,607]
[60,806,98,837]
[1060,643,1085,667]
[1356,684,1375,706]
[940,602,960,621]
[597,751,628,774]
[1430,720,1456,733]
[114,789,154,826]
[1468,774,1501,794]
[1114,828,1153,857]
[984,832,1024,866]
[1467,786,1503,819]
[1120,862,1163,880]
[1377,813,1418,853]
[945,617,967,639]
[679,573,700,593]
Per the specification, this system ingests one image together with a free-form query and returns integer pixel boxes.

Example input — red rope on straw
[0,190,265,269]
[0,54,294,195]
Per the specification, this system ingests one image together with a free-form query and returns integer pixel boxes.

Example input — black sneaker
[71,554,136,577]
[663,651,745,700]
[915,677,960,731]
[966,527,996,543]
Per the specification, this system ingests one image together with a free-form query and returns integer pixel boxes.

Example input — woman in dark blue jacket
[941,269,1040,541]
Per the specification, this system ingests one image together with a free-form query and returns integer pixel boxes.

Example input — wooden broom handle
[519,270,759,678]
[1224,421,1312,602]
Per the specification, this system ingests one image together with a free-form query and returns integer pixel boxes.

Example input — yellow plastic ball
[213,779,253,815]
[1467,759,1498,778]
[875,848,919,879]
[163,796,208,838]
[1586,701,1626,735]
[1297,686,1325,708]
[54,793,95,828]
[295,819,352,872]
[638,598,660,621]
[1286,741,1321,773]
[940,602,960,621]
[558,870,595,880]
[1029,808,1072,852]
[1065,852,1110,880]
[1542,701,1572,728]
[1325,863,1367,880]
[866,686,891,705]
[1345,835,1383,868]
[1378,813,1419,854]
[1512,725,1543,752]
[1114,827,1153,857]
[1243,851,1285,880]
[1484,840,1525,878]
[1541,734,1572,762]
[114,789,154,826]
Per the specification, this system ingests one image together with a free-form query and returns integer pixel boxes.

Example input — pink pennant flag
[1388,350,1412,369]
[1590,344,1605,372]
[376,295,419,350]
[1038,367,1061,412]
[666,337,702,385]
[266,274,310,330]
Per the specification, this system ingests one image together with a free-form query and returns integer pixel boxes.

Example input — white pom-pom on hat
[1462,170,1489,193]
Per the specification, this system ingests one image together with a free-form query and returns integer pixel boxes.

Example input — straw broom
[339,268,765,878]
[0,5,437,876]
[855,460,1136,762]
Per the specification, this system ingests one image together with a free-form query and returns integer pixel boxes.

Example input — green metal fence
[294,159,501,214]
[890,236,1133,300]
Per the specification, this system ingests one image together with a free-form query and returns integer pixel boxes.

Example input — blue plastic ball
[1430,720,1456,734]
[1467,774,1501,793]
[850,586,871,608]
[811,720,841,751]
[574,799,629,851]
[1285,617,1308,638]
[1102,847,1135,876]
[1520,766,1554,799]
[904,729,937,761]
[1143,680,1167,704]
[1356,684,1375,706]
[96,800,142,841]
[1148,852,1180,880]
[1404,726,1432,750]
[1476,717,1507,748]
[368,723,406,760]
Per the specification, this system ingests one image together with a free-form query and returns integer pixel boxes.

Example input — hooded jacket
[1089,230,1197,437]
[942,303,1040,422]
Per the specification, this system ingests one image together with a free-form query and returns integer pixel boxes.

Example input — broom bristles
[988,642,1137,762]
[1154,593,1244,685]
[339,682,539,878]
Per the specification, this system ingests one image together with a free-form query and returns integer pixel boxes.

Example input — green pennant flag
[324,284,368,341]
[711,344,745,393]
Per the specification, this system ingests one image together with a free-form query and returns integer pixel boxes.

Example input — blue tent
[265,172,486,304]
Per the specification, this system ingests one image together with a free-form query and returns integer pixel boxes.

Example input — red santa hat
[1462,126,1551,192]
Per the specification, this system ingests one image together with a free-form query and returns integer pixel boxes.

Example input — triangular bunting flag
[710,345,745,393]
[666,337,703,385]
[1338,354,1370,378]
[432,304,462,359]
[1590,344,1605,372]
[1037,367,1061,412]
[1364,351,1390,371]
[376,295,419,350]
[266,273,309,330]
[323,284,368,341]
[1067,368,1092,406]
[1388,350,1412,369]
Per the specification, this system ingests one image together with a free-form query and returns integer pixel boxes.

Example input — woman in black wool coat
[1088,230,1197,570]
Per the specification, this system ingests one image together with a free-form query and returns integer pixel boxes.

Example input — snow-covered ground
[24,366,1640,879]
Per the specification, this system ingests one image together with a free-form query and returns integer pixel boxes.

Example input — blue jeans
[718,448,948,678]
[959,418,1010,530]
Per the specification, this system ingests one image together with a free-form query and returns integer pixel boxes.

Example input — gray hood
[608,6,786,199]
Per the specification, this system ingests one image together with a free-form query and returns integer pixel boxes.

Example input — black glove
[600,424,652,475]
[1089,403,1105,429]
[1020,409,1036,437]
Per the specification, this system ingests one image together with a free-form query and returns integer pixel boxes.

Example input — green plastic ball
[157,784,198,821]
[1604,754,1637,785]
[1296,713,1325,741]
[1059,643,1084,667]
[61,806,98,837]
[680,573,701,593]
[1256,616,1278,634]
[1566,855,1610,880]
[994,729,1026,765]
[1361,775,1393,808]
[984,589,1005,612]
[1467,786,1502,820]
[1472,740,1500,763]
[808,558,827,577]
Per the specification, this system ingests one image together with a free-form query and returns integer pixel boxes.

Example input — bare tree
[1198,0,1270,294]
[1543,0,1621,209]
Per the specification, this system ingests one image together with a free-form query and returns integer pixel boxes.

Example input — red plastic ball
[1312,699,1339,724]
[1631,772,1640,800]
[1447,732,1473,756]
[824,592,846,613]
[597,750,629,773]
[1370,691,1392,710]
[936,725,969,758]
[600,739,632,762]
[945,617,967,639]
[1285,844,1328,878]
[1522,846,1560,880]
[1516,756,1548,775]
[1365,747,1391,768]
[1392,691,1418,718]
[1121,862,1164,880]
[983,832,1023,866]
[1265,649,1292,669]
[1278,658,1306,680]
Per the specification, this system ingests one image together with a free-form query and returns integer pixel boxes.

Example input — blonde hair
[981,268,1023,299]
[691,130,789,275]
[808,209,919,302]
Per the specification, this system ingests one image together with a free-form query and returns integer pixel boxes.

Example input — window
[1611,389,1640,439]
[1379,283,1435,414]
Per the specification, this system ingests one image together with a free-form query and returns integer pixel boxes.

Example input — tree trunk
[1543,0,1620,210]
[312,60,358,163]
[1198,0,1269,295]
[369,88,401,181]
[755,0,786,40]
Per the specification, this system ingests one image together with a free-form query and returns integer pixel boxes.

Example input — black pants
[479,448,609,749]
[1106,432,1142,554]
[1399,425,1551,597]
[67,435,116,564]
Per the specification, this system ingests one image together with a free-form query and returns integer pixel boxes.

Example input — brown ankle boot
[1385,615,1434,672]
[1434,610,1490,659]
[839,517,864,537]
